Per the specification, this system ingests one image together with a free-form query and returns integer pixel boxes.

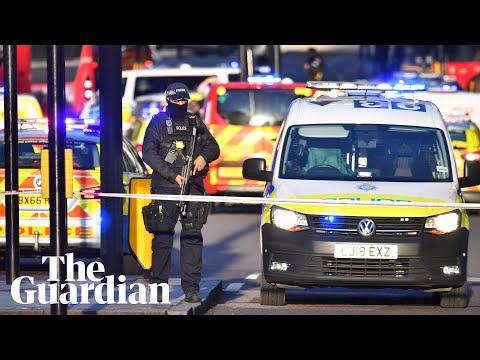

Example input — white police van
[243,81,480,308]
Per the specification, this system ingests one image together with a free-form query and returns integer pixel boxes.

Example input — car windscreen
[448,128,467,142]
[217,88,304,126]
[279,124,453,182]
[0,140,100,170]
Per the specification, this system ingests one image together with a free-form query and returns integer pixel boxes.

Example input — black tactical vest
[158,115,194,173]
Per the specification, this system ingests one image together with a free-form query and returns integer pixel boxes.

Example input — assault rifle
[178,114,204,217]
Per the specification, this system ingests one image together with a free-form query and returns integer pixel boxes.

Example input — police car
[0,118,149,259]
[243,81,480,308]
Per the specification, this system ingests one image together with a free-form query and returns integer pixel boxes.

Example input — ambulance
[202,75,312,203]
[243,81,480,308]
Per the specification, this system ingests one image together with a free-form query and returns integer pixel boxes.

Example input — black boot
[184,289,202,303]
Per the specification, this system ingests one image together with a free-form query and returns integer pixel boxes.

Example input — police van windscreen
[217,88,304,126]
[280,124,453,182]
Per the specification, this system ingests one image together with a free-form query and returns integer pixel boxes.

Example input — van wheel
[433,284,468,308]
[260,276,286,306]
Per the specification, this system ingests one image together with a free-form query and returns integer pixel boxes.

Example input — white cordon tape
[2,189,480,209]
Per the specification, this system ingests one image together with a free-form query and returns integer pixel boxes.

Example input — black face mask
[166,99,188,119]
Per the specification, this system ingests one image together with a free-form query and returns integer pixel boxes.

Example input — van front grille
[309,215,424,236]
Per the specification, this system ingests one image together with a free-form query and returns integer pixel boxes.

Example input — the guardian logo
[10,253,170,305]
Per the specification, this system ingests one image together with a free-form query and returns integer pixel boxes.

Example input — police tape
[2,189,480,209]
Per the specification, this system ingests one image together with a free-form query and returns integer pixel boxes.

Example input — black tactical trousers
[149,185,207,294]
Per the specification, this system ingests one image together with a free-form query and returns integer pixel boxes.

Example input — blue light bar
[427,84,459,93]
[65,117,100,133]
[248,74,283,84]
[307,81,427,92]
[140,105,161,119]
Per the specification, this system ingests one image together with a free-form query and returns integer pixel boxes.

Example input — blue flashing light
[101,211,111,230]
[442,84,458,92]
[396,83,425,91]
[0,86,4,94]
[65,117,100,134]
[427,83,459,93]
[248,74,283,84]
[308,81,427,93]
[324,216,335,223]
[83,118,98,125]
[141,106,161,119]
[231,61,240,68]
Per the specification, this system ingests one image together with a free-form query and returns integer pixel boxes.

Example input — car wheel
[260,276,286,306]
[433,284,468,308]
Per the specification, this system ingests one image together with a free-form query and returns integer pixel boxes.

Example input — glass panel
[216,88,304,126]
[280,124,452,182]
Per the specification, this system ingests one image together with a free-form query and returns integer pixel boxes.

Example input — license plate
[218,167,243,178]
[334,243,398,259]
[19,195,49,207]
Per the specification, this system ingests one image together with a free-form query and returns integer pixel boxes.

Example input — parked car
[202,74,311,202]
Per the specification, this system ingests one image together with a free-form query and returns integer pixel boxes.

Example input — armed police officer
[142,82,220,303]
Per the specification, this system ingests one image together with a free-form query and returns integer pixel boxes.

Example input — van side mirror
[459,160,480,188]
[243,158,273,182]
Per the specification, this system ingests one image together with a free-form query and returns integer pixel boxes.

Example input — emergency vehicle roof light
[248,74,283,84]
[65,117,100,134]
[81,118,100,135]
[307,81,427,92]
[427,84,459,93]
